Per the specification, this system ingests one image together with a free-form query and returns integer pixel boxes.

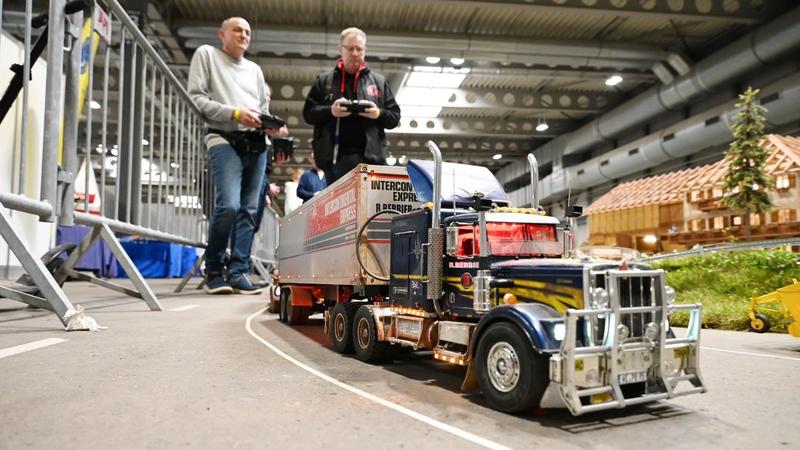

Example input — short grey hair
[340,27,366,44]
[220,17,247,30]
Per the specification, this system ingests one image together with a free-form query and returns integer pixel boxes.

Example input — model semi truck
[273,141,706,415]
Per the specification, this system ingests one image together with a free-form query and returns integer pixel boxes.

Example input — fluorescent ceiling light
[90,100,101,110]
[605,74,623,86]
[450,57,465,65]
[535,122,549,132]
[492,153,503,160]
[425,56,440,64]
[405,66,469,88]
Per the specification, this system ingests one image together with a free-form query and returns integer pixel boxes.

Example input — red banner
[305,180,358,239]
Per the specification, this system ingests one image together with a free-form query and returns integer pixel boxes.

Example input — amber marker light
[503,293,517,305]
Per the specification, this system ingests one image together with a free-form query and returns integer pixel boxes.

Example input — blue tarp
[406,160,509,207]
[56,225,118,278]
[115,240,199,278]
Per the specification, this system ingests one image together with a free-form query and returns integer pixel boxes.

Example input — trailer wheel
[287,301,309,325]
[476,322,548,413]
[267,285,281,314]
[353,305,388,362]
[279,288,290,323]
[749,313,771,333]
[329,303,358,353]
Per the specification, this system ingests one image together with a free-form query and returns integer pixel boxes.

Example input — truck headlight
[553,323,566,341]
[591,287,609,309]
[616,323,630,342]
[664,285,676,306]
[644,322,659,341]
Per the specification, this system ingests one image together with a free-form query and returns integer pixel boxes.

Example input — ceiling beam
[166,56,656,83]
[180,26,669,70]
[370,0,762,24]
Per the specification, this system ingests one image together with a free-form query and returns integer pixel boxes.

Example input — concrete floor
[1,278,799,449]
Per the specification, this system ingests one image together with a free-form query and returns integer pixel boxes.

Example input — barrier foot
[175,252,204,293]
[0,207,77,327]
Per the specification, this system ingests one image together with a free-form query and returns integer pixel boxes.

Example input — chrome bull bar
[550,270,706,415]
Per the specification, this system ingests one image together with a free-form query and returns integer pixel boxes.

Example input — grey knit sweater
[187,45,269,149]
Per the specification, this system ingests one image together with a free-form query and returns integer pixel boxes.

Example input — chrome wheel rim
[357,317,370,349]
[334,313,346,341]
[487,341,520,393]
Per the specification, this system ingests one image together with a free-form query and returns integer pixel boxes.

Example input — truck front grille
[591,270,661,340]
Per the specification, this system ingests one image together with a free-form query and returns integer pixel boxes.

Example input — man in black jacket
[303,27,401,184]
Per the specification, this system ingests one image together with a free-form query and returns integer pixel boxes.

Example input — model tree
[719,87,772,241]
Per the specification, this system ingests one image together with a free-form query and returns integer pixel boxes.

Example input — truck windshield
[455,222,561,257]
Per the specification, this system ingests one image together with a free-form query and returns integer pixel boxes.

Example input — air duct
[559,5,800,158]
[505,72,800,206]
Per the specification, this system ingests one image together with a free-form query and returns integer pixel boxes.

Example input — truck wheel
[353,305,388,362]
[749,313,771,333]
[287,301,309,325]
[267,286,281,314]
[329,303,358,353]
[279,288,290,323]
[476,322,548,414]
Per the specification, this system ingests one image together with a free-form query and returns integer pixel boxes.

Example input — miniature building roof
[586,134,800,214]
[683,134,800,190]
[585,166,704,214]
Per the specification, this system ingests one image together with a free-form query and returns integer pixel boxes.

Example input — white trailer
[274,163,420,323]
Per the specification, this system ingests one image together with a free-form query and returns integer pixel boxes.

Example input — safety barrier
[642,237,800,262]
[0,0,279,329]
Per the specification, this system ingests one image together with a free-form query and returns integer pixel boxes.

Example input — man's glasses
[341,45,366,53]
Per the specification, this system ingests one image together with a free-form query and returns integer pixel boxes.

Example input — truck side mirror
[446,226,458,256]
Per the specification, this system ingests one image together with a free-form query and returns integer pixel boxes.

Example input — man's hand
[358,100,380,120]
[265,125,289,138]
[269,183,280,196]
[331,98,353,118]
[237,108,262,128]
[273,150,289,165]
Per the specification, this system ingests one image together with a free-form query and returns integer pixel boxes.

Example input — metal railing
[642,237,800,262]
[0,0,280,329]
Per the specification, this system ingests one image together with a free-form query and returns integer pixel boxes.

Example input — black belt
[208,128,267,154]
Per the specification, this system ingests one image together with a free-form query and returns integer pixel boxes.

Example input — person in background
[283,168,304,214]
[302,27,401,184]
[188,17,285,295]
[297,152,327,203]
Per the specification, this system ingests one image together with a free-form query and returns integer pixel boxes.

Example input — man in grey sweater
[188,17,286,294]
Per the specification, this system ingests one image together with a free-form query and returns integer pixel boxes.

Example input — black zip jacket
[303,62,401,170]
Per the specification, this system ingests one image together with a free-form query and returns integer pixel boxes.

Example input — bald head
[219,17,251,59]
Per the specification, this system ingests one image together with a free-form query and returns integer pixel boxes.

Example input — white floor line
[245,308,512,450]
[0,338,68,360]
[170,305,199,312]
[702,346,800,362]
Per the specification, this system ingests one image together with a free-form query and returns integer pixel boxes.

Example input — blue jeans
[206,144,266,278]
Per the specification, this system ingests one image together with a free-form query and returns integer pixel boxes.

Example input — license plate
[618,371,647,385]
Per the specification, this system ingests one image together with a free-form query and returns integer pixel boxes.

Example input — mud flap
[460,360,479,392]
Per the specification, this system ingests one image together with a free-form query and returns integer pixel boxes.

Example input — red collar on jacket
[337,59,367,95]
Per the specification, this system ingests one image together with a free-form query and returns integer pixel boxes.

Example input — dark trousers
[206,144,266,277]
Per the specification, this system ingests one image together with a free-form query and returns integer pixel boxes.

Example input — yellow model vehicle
[748,279,800,337]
